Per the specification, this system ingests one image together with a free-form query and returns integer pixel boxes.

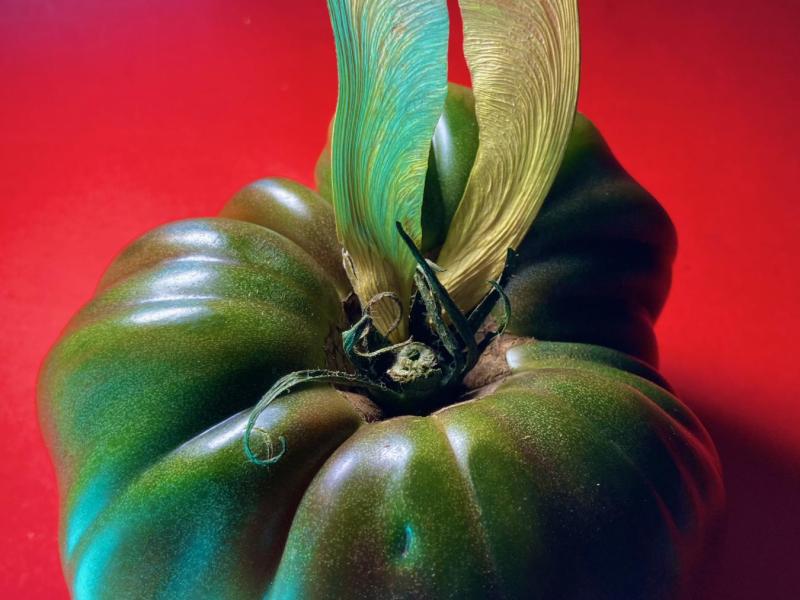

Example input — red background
[2,0,798,597]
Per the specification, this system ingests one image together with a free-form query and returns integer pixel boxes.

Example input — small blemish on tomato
[400,524,414,558]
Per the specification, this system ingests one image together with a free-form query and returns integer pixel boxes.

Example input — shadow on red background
[1,0,798,597]
[678,380,800,599]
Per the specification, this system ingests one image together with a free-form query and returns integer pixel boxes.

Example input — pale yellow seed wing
[437,0,580,312]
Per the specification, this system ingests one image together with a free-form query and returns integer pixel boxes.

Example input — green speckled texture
[220,178,350,296]
[39,183,362,598]
[508,114,677,365]
[40,115,719,598]
[271,342,723,599]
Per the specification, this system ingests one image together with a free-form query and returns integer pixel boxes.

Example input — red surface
[1,0,798,597]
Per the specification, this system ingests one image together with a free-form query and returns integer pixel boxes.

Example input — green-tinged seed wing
[328,0,449,339]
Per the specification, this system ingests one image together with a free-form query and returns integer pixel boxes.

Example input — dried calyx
[243,224,515,466]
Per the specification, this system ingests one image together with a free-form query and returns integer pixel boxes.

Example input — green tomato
[269,341,724,599]
[40,96,722,598]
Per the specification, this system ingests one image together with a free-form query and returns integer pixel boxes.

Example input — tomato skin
[269,341,723,600]
[220,178,350,296]
[507,113,677,366]
[38,99,717,599]
[420,83,480,252]
[38,184,360,598]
